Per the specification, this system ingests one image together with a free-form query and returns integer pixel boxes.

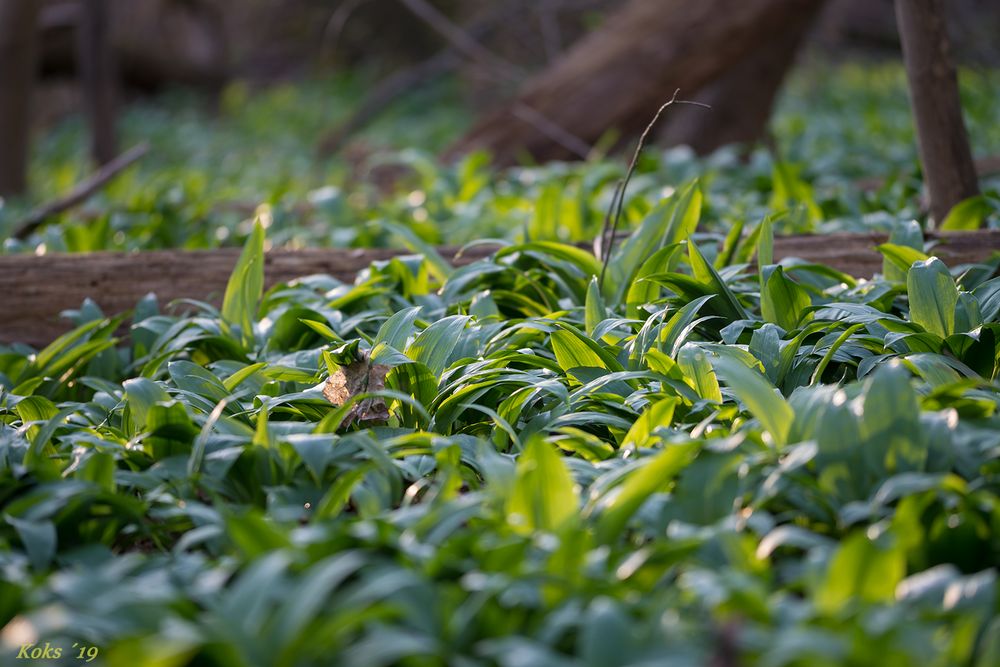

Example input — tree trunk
[446,0,825,166]
[895,0,979,224]
[0,0,41,197]
[40,0,228,90]
[77,0,118,166]
[658,1,825,154]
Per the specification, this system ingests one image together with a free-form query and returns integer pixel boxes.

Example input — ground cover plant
[2,176,1000,664]
[2,62,1000,255]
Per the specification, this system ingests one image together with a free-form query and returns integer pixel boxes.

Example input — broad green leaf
[677,343,722,403]
[223,362,268,392]
[506,436,578,534]
[881,219,924,281]
[380,219,452,281]
[226,510,291,559]
[940,194,994,231]
[907,257,958,338]
[373,306,422,353]
[496,241,603,278]
[5,516,57,571]
[221,219,265,348]
[712,353,793,446]
[757,215,774,272]
[761,266,811,331]
[406,315,470,377]
[584,277,607,337]
[624,243,684,319]
[551,329,607,371]
[815,532,905,614]
[878,243,930,280]
[608,182,701,301]
[314,467,370,520]
[770,161,822,224]
[621,397,678,449]
[592,441,699,544]
[688,240,747,321]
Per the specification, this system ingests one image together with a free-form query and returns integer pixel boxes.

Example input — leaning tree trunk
[0,0,41,197]
[895,0,979,224]
[658,1,826,155]
[446,0,825,165]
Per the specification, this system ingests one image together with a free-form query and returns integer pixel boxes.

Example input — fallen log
[1,230,998,347]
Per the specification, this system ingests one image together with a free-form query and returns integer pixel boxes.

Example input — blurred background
[1,0,999,253]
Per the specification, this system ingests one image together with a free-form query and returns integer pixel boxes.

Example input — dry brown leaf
[323,355,392,428]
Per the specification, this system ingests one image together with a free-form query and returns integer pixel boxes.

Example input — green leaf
[551,329,607,371]
[756,215,774,272]
[506,436,578,534]
[712,352,794,446]
[907,257,958,338]
[687,241,747,321]
[146,400,199,458]
[380,219,453,281]
[592,442,699,544]
[608,182,701,301]
[223,362,268,392]
[406,315,470,377]
[624,244,684,319]
[621,397,678,449]
[496,241,603,278]
[677,343,722,403]
[770,161,821,224]
[5,516,56,571]
[815,532,905,615]
[878,243,930,280]
[881,220,924,282]
[122,378,170,432]
[314,467,370,520]
[226,510,291,559]
[940,194,994,231]
[584,277,607,337]
[373,306,422,354]
[221,219,265,348]
[761,266,811,331]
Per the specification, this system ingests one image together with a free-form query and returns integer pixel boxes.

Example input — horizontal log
[2,230,999,347]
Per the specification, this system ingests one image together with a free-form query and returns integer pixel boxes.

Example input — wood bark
[0,0,41,197]
[446,0,826,165]
[3,230,999,347]
[896,0,979,224]
[659,1,825,154]
[77,0,118,165]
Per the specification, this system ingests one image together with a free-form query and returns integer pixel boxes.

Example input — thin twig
[11,142,149,240]
[594,178,624,259]
[318,1,534,157]
[396,0,523,82]
[511,103,592,160]
[396,0,595,160]
[598,90,710,287]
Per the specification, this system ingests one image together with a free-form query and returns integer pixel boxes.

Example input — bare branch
[598,91,710,285]
[12,143,150,240]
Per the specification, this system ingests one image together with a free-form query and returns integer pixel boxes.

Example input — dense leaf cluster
[2,188,999,665]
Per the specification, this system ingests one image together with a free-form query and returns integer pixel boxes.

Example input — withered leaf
[323,354,392,428]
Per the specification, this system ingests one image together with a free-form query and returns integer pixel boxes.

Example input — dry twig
[598,90,710,287]
[11,142,149,240]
